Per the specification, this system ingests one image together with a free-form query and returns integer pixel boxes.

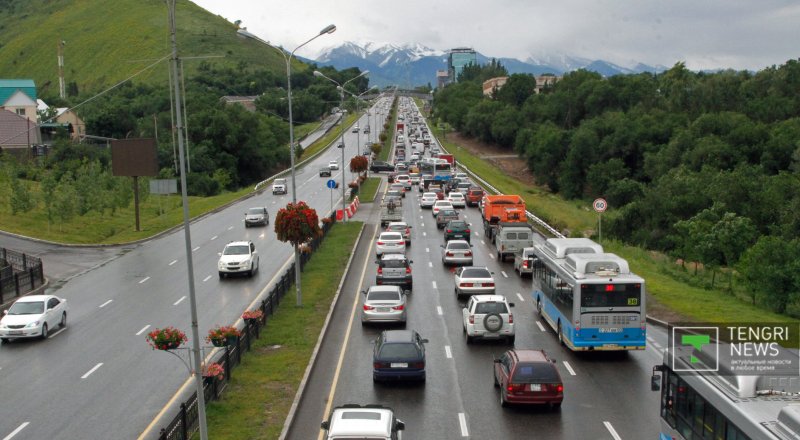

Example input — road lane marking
[437,306,443,315]
[202,275,212,282]
[458,413,469,437]
[169,260,177,266]
[489,254,495,260]
[211,235,218,240]
[653,342,663,349]
[647,336,655,343]
[516,293,525,302]
[227,226,234,230]
[173,296,186,306]
[99,300,113,308]
[426,247,430,253]
[423,232,427,237]
[432,281,437,289]
[563,361,577,376]
[139,277,150,284]
[536,321,546,332]
[136,325,151,336]
[445,345,452,358]
[49,328,66,339]
[481,240,485,245]
[318,227,378,440]
[428,262,433,268]
[604,422,622,440]
[3,422,29,440]
[259,233,265,238]
[475,231,479,237]
[501,271,508,278]
[81,363,103,379]
[192,246,200,252]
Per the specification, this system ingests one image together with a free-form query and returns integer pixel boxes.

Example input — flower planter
[226,335,238,346]
[210,338,226,348]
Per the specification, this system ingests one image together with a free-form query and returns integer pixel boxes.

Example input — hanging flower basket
[146,326,187,351]
[241,309,263,325]
[206,325,240,347]
[202,362,225,381]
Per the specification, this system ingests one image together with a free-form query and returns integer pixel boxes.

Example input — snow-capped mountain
[305,41,666,88]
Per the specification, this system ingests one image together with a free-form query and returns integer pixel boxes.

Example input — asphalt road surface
[0,96,393,440]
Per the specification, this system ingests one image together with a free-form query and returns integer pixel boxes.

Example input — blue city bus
[418,159,451,182]
[531,238,646,351]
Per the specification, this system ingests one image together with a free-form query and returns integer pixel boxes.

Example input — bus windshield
[580,283,641,307]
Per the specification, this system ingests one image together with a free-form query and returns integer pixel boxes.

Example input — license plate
[9,331,23,335]
[377,308,390,313]
[600,328,622,333]
[454,234,463,238]
[529,384,542,391]
[390,363,408,368]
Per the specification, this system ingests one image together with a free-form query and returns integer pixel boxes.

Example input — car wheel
[219,272,225,279]
[483,313,504,332]
[497,251,502,261]
[493,370,499,388]
[558,322,564,346]
[536,299,542,315]
[0,338,7,344]
[507,335,515,346]
[41,323,48,340]
[60,312,67,329]
[465,331,473,344]
[500,389,508,407]
[550,402,562,410]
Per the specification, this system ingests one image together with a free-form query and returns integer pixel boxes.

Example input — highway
[0,96,393,440]
[287,97,665,439]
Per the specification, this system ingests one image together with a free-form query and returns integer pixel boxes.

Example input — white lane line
[458,413,469,437]
[259,233,265,238]
[3,422,29,440]
[445,345,452,359]
[423,232,427,237]
[227,226,234,230]
[432,281,438,289]
[501,271,508,278]
[48,328,66,339]
[604,421,622,440]
[536,321,546,332]
[437,306,443,315]
[211,235,218,240]
[192,246,200,252]
[481,240,485,245]
[563,361,577,376]
[173,296,186,306]
[516,293,525,302]
[489,254,496,260]
[647,336,655,343]
[475,231,480,237]
[81,363,103,379]
[202,275,212,282]
[428,262,433,268]
[426,247,430,253]
[139,277,150,284]
[653,342,663,349]
[169,260,178,266]
[99,300,113,308]
[421,223,425,227]
[136,325,151,336]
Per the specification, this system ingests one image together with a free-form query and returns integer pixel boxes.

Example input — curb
[646,315,670,329]
[279,222,367,440]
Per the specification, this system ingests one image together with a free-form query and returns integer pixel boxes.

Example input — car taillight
[446,252,454,256]
[405,228,410,235]
[508,313,514,324]
[446,229,452,233]
[406,267,412,274]
[374,362,389,369]
[465,229,470,234]
[410,362,425,369]
[507,383,525,393]
[377,241,385,245]
[555,384,564,393]
[377,267,383,274]
[461,282,474,287]
[363,305,375,311]
[469,315,474,324]
[485,282,495,287]
[465,251,472,256]
[523,261,529,269]
[392,305,405,311]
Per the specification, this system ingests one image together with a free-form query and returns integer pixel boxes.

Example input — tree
[9,175,34,215]
[738,236,800,312]
[53,173,78,230]
[349,155,368,177]
[709,212,758,290]
[274,201,322,249]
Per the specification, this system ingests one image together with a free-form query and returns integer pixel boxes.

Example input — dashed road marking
[458,413,469,437]
[516,293,525,302]
[428,262,433,268]
[481,240,485,245]
[501,271,508,278]
[437,306,443,315]
[139,277,150,284]
[426,247,430,253]
[211,235,218,240]
[81,363,103,379]
[228,226,234,230]
[423,232,427,237]
[445,345,452,358]
[536,321,546,332]
[173,296,186,306]
[169,260,178,266]
[653,342,663,349]
[49,328,66,339]
[192,246,200,252]
[489,254,495,260]
[3,422,30,440]
[136,325,151,336]
[202,275,212,282]
[99,300,113,308]
[604,422,622,440]
[432,281,438,289]
[563,361,577,376]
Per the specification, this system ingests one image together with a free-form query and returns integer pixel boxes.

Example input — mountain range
[304,42,669,88]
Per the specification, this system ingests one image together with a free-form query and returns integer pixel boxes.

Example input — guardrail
[0,248,45,306]
[157,218,335,440]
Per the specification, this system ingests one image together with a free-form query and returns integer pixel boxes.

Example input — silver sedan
[361,286,407,325]
[441,240,473,266]
[454,266,496,298]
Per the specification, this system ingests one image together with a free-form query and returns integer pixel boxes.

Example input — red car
[494,349,563,409]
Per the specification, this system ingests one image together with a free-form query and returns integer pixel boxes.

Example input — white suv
[218,241,259,278]
[462,295,515,344]
[321,404,405,440]
[272,178,287,195]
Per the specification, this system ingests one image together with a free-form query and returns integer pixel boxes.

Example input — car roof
[368,285,403,294]
[510,349,550,363]
[446,239,470,247]
[329,407,393,436]
[379,232,403,238]
[387,222,408,227]
[226,241,251,247]
[380,253,408,261]
[14,295,53,302]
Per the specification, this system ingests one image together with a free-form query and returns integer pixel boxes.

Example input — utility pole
[57,40,66,99]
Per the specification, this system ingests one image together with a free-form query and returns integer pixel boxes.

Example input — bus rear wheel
[557,322,564,346]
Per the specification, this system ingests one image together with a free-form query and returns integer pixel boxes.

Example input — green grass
[357,177,381,202]
[300,114,359,161]
[293,121,324,142]
[203,221,362,440]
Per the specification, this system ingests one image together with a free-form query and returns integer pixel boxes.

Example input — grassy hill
[0,0,299,97]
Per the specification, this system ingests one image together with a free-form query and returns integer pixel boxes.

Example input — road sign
[326,179,337,189]
[593,198,608,213]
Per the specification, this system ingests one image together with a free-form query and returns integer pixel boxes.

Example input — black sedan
[372,330,428,383]
[370,161,395,172]
[319,167,332,177]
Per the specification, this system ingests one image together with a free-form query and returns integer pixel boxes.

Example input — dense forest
[433,60,800,314]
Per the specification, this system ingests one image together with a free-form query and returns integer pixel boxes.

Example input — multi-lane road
[286,97,666,439]
[0,97,392,440]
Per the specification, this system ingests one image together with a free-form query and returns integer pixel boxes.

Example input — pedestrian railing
[0,248,45,306]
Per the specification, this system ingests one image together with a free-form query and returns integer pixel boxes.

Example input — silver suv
[375,253,413,290]
[321,404,405,440]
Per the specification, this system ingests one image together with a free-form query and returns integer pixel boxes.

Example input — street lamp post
[341,86,378,166]
[237,25,336,307]
[313,69,369,222]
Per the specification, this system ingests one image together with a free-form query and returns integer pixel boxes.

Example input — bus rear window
[581,283,641,307]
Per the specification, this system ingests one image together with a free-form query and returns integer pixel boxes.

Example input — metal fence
[0,248,45,305]
[157,218,334,440]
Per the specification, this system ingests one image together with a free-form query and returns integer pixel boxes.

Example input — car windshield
[247,208,265,215]
[448,242,470,250]
[449,221,467,229]
[474,302,508,314]
[387,225,406,232]
[440,210,457,217]
[8,301,44,315]
[368,291,401,301]
[381,233,403,240]
[381,259,407,268]
[223,245,250,255]
[462,268,491,278]
[379,343,420,359]
[512,362,560,383]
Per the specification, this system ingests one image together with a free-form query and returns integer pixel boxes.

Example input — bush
[186,173,221,196]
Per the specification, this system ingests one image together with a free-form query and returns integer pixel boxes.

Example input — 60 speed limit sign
[593,198,608,213]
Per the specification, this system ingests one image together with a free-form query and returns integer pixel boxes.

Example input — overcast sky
[192,0,799,71]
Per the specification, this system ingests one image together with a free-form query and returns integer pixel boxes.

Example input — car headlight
[218,261,225,269]
[25,321,40,328]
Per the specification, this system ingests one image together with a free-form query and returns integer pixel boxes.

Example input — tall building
[448,48,477,83]
[436,70,449,89]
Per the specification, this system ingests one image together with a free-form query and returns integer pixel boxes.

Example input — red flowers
[206,325,241,345]
[202,362,225,380]
[146,326,187,350]
[274,201,322,245]
[241,309,264,321]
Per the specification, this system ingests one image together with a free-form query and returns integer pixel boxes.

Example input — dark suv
[444,220,471,242]
[375,253,413,290]
[370,161,395,172]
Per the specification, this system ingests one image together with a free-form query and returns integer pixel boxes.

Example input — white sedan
[0,295,68,342]
[447,192,466,208]
[432,200,454,217]
[329,160,339,170]
[420,192,438,209]
[375,232,406,256]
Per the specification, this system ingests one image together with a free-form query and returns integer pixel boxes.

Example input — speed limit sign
[593,198,607,213]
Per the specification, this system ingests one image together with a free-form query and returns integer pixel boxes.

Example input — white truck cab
[321,404,405,440]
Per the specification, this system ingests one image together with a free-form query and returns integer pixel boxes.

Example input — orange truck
[482,195,533,261]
